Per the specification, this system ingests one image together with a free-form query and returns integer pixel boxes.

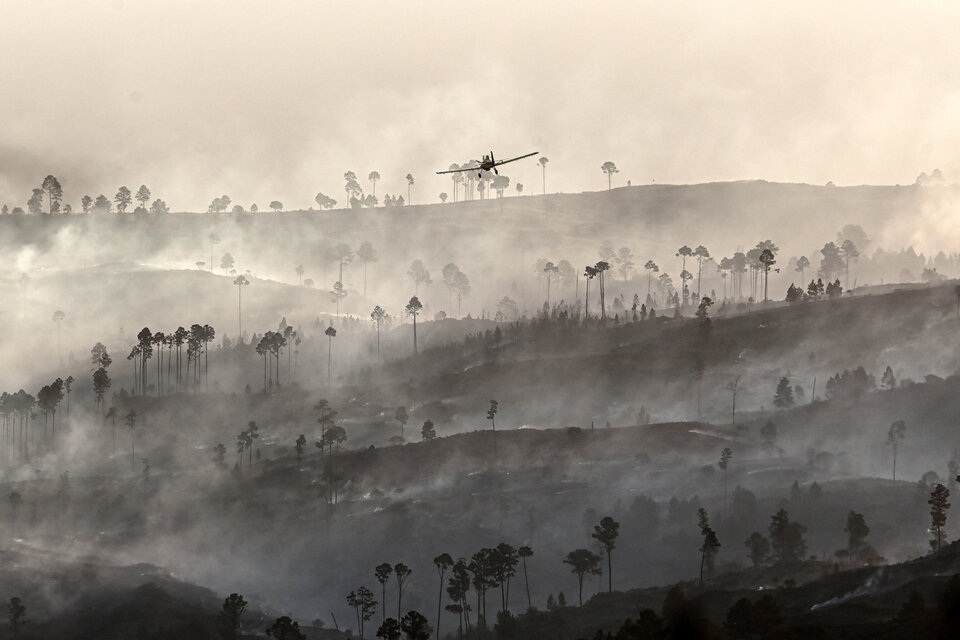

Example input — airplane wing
[492,151,539,167]
[435,166,478,175]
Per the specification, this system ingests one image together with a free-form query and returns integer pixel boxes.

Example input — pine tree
[773,377,795,408]
[697,508,721,585]
[929,483,951,552]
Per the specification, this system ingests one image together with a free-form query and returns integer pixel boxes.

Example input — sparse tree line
[523,227,960,325]
[0,176,170,217]
[122,324,216,397]
[0,376,71,465]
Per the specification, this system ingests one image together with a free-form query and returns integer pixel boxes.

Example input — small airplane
[436,151,539,178]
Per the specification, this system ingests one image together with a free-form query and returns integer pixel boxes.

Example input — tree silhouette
[694,246,710,300]
[439,192,447,203]
[541,261,559,305]
[408,260,432,295]
[615,247,635,282]
[517,546,533,611]
[265,616,305,640]
[368,170,381,197]
[377,618,401,640]
[344,171,363,205]
[774,377,794,409]
[233,275,249,338]
[929,483,950,552]
[394,563,412,620]
[370,306,387,361]
[592,516,620,592]
[325,326,337,387]
[375,564,393,624]
[759,248,776,301]
[114,186,132,213]
[584,265,598,317]
[80,195,92,213]
[844,511,871,563]
[433,553,453,640]
[406,174,415,204]
[64,375,73,418]
[395,407,409,441]
[421,420,436,441]
[149,199,169,214]
[7,597,27,640]
[333,242,353,286]
[400,610,431,640]
[676,245,693,298]
[221,253,235,273]
[768,509,806,563]
[125,409,137,470]
[347,586,378,639]
[135,185,151,211]
[405,297,423,356]
[325,277,346,318]
[744,532,769,566]
[594,261,610,319]
[563,549,601,606]
[357,241,378,297]
[27,188,43,214]
[93,194,111,213]
[295,434,306,460]
[452,270,470,318]
[601,161,619,189]
[212,443,226,469]
[539,157,549,194]
[270,200,283,212]
[486,400,499,459]
[314,399,338,458]
[697,508,721,585]
[51,310,65,365]
[42,175,63,214]
[468,548,496,630]
[315,192,337,209]
[218,593,248,640]
[492,174,510,201]
[445,559,471,634]
[796,256,810,286]
[719,448,733,512]
[887,420,906,481]
[839,239,859,289]
[104,406,118,457]
[206,232,221,271]
[208,196,231,213]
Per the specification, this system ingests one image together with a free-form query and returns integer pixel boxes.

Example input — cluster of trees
[1,372,75,466]
[254,327,299,392]
[2,177,171,216]
[784,278,843,302]
[123,324,216,396]
[743,508,808,566]
[443,160,517,202]
[368,544,534,639]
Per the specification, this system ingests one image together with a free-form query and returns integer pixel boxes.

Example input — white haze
[4,1,960,211]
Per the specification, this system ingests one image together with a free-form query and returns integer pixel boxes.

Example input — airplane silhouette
[437,151,539,179]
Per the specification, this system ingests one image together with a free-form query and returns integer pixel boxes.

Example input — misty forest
[5,3,960,640]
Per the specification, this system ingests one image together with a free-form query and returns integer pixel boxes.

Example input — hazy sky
[2,0,960,211]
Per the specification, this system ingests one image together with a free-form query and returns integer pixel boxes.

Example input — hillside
[2,181,955,311]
